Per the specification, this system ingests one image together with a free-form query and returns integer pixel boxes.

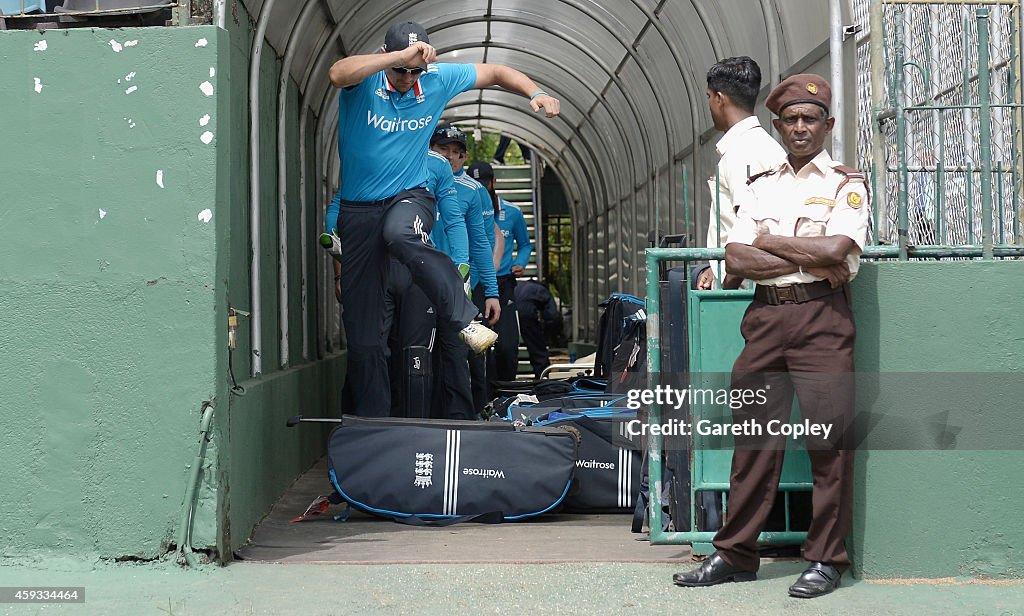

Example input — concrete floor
[237,458,692,564]
[6,459,1023,615]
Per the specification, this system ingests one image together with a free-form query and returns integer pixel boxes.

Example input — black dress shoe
[788,562,841,598]
[672,552,757,587]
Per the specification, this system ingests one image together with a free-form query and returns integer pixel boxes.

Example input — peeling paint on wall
[33,78,43,93]
[125,86,138,95]
[2,25,226,561]
[195,38,208,48]
[199,81,214,97]
[198,209,213,224]
[33,41,47,52]
[125,40,139,48]
[200,131,214,145]
[109,40,123,53]
[200,114,211,127]
[156,170,164,188]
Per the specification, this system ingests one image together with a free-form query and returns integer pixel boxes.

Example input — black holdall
[327,416,580,524]
[549,412,642,513]
[496,394,643,513]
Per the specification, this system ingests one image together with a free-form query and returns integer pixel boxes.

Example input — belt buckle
[775,286,797,304]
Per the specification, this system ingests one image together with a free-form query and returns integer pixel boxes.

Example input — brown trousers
[712,287,856,572]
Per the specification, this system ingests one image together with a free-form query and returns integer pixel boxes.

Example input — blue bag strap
[391,511,504,526]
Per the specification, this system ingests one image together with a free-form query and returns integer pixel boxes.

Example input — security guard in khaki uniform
[673,74,869,599]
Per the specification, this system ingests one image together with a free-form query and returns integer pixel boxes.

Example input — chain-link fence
[854,0,1023,252]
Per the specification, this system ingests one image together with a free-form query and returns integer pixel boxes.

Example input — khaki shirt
[727,149,871,287]
[706,116,786,286]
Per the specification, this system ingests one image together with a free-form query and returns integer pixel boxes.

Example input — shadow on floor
[237,458,696,564]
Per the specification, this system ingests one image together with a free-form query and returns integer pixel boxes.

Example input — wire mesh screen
[857,0,1023,247]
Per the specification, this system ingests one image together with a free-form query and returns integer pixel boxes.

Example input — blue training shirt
[336,63,477,202]
[496,198,533,276]
[452,170,499,298]
[325,152,460,241]
[427,151,469,265]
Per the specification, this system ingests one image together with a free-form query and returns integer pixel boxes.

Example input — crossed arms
[724,235,857,289]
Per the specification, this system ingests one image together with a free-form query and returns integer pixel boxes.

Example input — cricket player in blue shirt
[326,21,559,417]
[468,162,534,385]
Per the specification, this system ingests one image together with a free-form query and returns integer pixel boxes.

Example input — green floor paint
[1,559,1021,616]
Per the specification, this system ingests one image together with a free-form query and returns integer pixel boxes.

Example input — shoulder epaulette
[833,164,869,199]
[834,164,866,179]
[746,168,778,185]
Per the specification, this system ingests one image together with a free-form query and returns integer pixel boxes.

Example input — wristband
[529,90,547,101]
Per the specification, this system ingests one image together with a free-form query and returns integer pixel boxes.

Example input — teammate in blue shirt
[423,124,501,419]
[496,198,533,278]
[379,150,462,417]
[467,162,534,385]
[327,21,560,417]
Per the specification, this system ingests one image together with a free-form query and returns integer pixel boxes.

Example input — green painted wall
[0,26,224,559]
[851,261,1024,579]
[213,3,345,558]
[0,16,344,561]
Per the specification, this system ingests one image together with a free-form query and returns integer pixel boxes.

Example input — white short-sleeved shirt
[706,116,786,286]
[727,149,871,287]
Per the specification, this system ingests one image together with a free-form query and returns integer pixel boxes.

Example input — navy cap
[383,21,429,53]
[431,123,467,149]
[467,161,494,181]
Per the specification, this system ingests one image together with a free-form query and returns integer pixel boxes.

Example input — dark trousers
[431,325,476,420]
[337,189,479,417]
[384,260,435,417]
[490,275,521,382]
[517,304,550,379]
[712,287,857,573]
[386,261,475,420]
[469,284,490,413]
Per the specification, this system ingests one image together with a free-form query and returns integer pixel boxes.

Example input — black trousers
[469,284,490,413]
[517,304,551,379]
[337,189,479,417]
[489,275,521,382]
[384,260,434,418]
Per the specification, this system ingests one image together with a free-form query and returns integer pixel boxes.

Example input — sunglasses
[436,126,465,140]
[390,66,426,75]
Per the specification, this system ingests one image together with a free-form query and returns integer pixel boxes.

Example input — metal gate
[863,0,1024,258]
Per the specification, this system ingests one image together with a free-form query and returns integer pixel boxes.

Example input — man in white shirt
[697,56,785,290]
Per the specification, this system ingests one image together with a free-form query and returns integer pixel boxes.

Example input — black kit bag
[536,411,642,513]
[605,308,648,395]
[327,416,579,524]
[595,294,646,379]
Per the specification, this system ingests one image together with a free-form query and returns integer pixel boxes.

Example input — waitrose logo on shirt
[367,110,434,133]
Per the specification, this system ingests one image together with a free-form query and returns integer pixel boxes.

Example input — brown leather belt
[754,280,841,305]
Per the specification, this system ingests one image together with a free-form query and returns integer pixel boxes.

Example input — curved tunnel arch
[436,42,639,208]
[380,13,661,202]
[241,0,848,347]
[445,94,609,216]
[443,98,605,207]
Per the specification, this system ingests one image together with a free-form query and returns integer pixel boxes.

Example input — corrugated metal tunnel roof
[241,0,843,223]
